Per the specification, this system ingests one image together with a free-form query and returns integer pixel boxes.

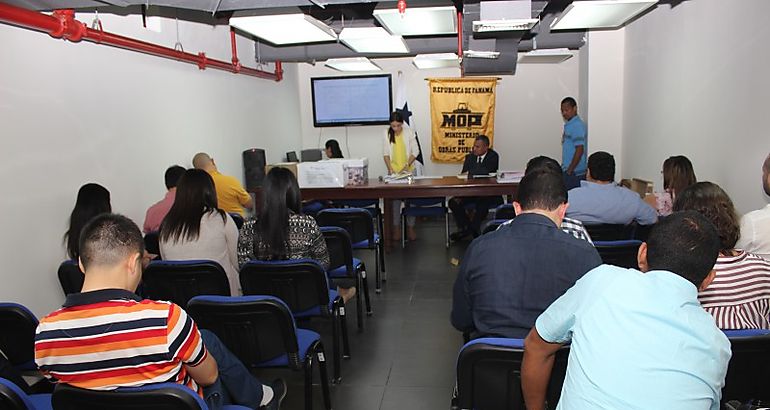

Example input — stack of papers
[497,171,525,183]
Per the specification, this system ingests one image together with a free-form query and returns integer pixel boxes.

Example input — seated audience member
[522,211,731,409]
[449,135,502,240]
[736,153,770,260]
[325,139,344,159]
[567,151,658,226]
[644,155,697,216]
[64,183,111,260]
[35,214,285,410]
[237,167,355,302]
[451,170,601,339]
[674,181,770,329]
[498,156,593,244]
[159,169,240,296]
[193,152,253,216]
[143,165,185,233]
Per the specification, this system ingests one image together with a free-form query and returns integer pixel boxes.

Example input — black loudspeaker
[243,148,266,191]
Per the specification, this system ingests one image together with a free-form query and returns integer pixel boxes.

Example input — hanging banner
[428,78,497,163]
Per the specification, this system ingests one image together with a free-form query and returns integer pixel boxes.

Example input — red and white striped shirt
[698,251,770,330]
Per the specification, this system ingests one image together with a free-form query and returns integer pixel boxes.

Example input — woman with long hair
[65,183,111,260]
[382,111,419,241]
[674,182,770,329]
[646,155,696,216]
[159,169,240,295]
[325,139,344,159]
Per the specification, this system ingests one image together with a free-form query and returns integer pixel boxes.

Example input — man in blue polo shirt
[522,211,731,410]
[560,97,587,190]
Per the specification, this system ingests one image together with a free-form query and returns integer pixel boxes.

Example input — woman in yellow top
[382,112,420,241]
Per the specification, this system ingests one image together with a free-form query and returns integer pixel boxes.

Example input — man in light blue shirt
[522,211,731,410]
[561,97,587,190]
[567,151,658,225]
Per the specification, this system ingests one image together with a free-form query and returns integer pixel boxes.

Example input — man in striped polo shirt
[34,213,285,410]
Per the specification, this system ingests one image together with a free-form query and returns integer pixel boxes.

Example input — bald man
[193,153,253,216]
[736,153,770,260]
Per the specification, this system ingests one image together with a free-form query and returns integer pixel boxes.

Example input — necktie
[477,156,482,165]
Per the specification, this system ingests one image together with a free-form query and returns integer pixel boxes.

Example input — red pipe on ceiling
[0,2,282,81]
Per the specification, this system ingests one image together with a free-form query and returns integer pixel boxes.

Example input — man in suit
[449,135,502,239]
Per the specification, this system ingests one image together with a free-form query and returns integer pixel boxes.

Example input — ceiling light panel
[324,57,382,72]
[413,53,460,69]
[230,14,337,45]
[339,27,410,54]
[551,0,658,31]
[472,19,539,33]
[518,48,574,64]
[373,6,457,36]
[463,50,500,59]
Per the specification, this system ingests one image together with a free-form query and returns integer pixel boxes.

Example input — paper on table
[456,175,468,180]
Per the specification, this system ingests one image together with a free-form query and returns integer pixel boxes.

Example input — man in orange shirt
[193,152,253,216]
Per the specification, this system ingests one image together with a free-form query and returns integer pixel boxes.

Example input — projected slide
[312,75,392,127]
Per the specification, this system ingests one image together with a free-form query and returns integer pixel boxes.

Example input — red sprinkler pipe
[0,2,282,81]
[457,9,464,77]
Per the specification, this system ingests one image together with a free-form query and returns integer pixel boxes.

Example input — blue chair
[454,338,568,410]
[0,303,38,374]
[142,260,231,309]
[0,378,51,410]
[593,240,643,269]
[481,219,512,235]
[239,259,350,383]
[316,208,386,293]
[331,199,384,240]
[56,260,83,296]
[301,200,326,217]
[228,213,245,230]
[51,381,249,410]
[321,226,373,331]
[188,295,332,410]
[143,232,160,258]
[721,329,770,404]
[401,197,449,248]
[494,203,516,220]
[583,223,634,242]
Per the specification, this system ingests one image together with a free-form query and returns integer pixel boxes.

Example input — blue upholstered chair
[51,381,249,410]
[320,226,373,331]
[493,203,516,220]
[187,295,332,410]
[481,219,512,235]
[401,197,449,248]
[583,223,634,242]
[0,303,38,374]
[228,213,245,230]
[56,260,83,296]
[0,378,51,410]
[454,338,568,410]
[143,232,160,258]
[142,260,231,309]
[721,329,770,404]
[239,259,350,383]
[593,240,642,269]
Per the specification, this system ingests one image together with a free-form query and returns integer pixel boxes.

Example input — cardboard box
[297,161,345,188]
[628,178,654,198]
[265,162,298,179]
[333,158,369,186]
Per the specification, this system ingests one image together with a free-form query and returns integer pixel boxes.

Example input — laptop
[286,151,298,162]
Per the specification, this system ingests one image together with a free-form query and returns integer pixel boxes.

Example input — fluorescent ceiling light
[463,50,500,59]
[518,48,574,63]
[473,19,538,33]
[413,53,460,69]
[230,14,336,45]
[551,0,658,30]
[373,6,457,36]
[324,57,382,72]
[339,27,410,54]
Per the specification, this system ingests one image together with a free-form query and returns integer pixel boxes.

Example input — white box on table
[297,161,345,188]
[329,158,369,186]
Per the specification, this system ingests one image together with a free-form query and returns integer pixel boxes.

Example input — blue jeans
[564,172,586,191]
[200,330,264,410]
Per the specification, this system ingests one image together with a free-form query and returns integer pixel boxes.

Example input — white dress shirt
[737,204,770,260]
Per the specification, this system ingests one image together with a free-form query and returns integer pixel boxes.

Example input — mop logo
[440,103,484,129]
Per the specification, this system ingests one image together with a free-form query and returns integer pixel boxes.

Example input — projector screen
[311,74,393,127]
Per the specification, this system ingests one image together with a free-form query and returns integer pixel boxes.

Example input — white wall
[622,0,770,213]
[296,56,580,178]
[0,13,302,317]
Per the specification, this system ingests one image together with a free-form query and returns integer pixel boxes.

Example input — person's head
[525,156,562,176]
[672,182,740,253]
[78,213,144,292]
[472,135,490,157]
[638,211,720,290]
[763,153,770,196]
[159,169,224,244]
[325,139,343,159]
[586,151,615,182]
[388,111,404,144]
[560,97,577,121]
[192,152,215,171]
[257,167,302,258]
[513,170,568,226]
[65,183,112,259]
[662,156,696,197]
[164,165,186,190]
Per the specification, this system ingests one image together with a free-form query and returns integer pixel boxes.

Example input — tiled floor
[253,220,468,410]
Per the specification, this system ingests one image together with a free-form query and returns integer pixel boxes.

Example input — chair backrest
[228,213,245,230]
[494,204,516,220]
[404,197,445,208]
[239,259,331,316]
[333,199,379,209]
[320,227,355,278]
[584,223,634,241]
[722,330,770,403]
[316,208,374,247]
[456,338,569,410]
[57,260,84,296]
[52,382,206,410]
[482,219,512,235]
[143,232,160,257]
[0,303,38,371]
[593,240,642,269]
[142,260,231,309]
[187,295,301,369]
[0,377,38,410]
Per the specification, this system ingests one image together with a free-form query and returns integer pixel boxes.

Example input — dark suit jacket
[461,149,499,176]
